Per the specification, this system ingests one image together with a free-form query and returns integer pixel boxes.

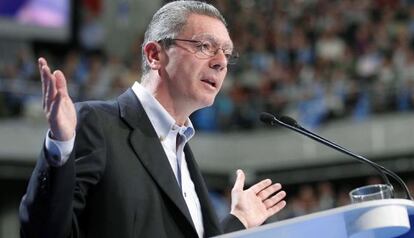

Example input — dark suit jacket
[19,89,244,238]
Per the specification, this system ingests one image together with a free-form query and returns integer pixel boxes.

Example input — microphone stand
[260,112,413,200]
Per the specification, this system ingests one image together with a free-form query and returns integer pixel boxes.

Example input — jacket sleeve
[19,103,107,238]
[221,214,246,233]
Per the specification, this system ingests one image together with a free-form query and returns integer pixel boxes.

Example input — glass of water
[349,184,393,203]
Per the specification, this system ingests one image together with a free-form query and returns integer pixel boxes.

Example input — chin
[205,95,217,107]
[196,97,216,110]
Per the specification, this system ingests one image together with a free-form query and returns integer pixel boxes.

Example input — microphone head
[279,115,299,127]
[259,112,277,125]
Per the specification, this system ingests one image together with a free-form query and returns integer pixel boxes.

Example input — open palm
[230,169,287,228]
[39,57,77,141]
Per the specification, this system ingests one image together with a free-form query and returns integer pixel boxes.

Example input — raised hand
[39,57,77,141]
[229,169,287,228]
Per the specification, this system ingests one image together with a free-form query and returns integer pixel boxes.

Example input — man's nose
[209,49,227,71]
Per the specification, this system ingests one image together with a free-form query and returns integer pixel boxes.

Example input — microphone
[260,112,413,200]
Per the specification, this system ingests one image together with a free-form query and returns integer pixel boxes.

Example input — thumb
[53,70,69,97]
[232,169,245,192]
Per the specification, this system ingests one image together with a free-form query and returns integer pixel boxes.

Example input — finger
[232,169,245,192]
[53,70,69,97]
[39,58,48,108]
[249,178,272,194]
[48,91,63,139]
[38,57,47,71]
[44,65,57,112]
[264,190,287,208]
[49,90,63,123]
[39,58,50,83]
[257,183,282,201]
[267,200,287,217]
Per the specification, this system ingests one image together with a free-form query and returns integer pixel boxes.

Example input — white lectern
[216,199,414,238]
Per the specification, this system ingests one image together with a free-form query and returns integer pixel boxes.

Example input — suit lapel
[117,89,196,233]
[184,145,222,236]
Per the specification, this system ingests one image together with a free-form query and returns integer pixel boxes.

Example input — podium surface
[217,199,414,238]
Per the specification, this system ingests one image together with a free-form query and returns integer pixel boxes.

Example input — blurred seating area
[2,0,414,132]
[2,2,414,237]
[197,0,414,131]
[0,45,141,119]
[274,175,414,220]
[211,175,414,221]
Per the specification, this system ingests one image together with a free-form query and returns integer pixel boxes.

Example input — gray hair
[141,0,227,75]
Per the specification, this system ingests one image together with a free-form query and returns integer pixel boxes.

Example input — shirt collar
[131,82,195,142]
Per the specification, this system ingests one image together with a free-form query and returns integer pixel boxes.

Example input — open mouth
[201,78,217,88]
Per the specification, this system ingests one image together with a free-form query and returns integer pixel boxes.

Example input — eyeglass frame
[158,38,239,65]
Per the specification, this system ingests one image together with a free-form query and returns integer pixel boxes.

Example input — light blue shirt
[131,82,203,238]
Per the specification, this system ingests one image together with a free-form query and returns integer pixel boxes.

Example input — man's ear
[143,42,163,70]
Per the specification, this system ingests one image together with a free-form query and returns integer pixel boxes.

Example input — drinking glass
[349,184,393,203]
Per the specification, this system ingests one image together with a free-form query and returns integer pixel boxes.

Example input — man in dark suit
[19,1,287,237]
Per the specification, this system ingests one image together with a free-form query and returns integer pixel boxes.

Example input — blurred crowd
[210,175,414,221]
[0,46,140,119]
[2,0,414,131]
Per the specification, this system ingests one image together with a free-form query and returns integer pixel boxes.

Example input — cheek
[165,49,188,75]
[216,72,227,90]
[167,56,199,78]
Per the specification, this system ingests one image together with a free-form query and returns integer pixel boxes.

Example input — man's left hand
[230,169,287,228]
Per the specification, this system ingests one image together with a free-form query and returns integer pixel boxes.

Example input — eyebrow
[194,34,234,49]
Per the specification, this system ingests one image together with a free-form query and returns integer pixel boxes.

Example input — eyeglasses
[159,38,239,65]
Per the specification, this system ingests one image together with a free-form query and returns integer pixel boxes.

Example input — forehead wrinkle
[180,14,233,48]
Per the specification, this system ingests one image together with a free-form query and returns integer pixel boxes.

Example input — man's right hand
[39,57,77,141]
